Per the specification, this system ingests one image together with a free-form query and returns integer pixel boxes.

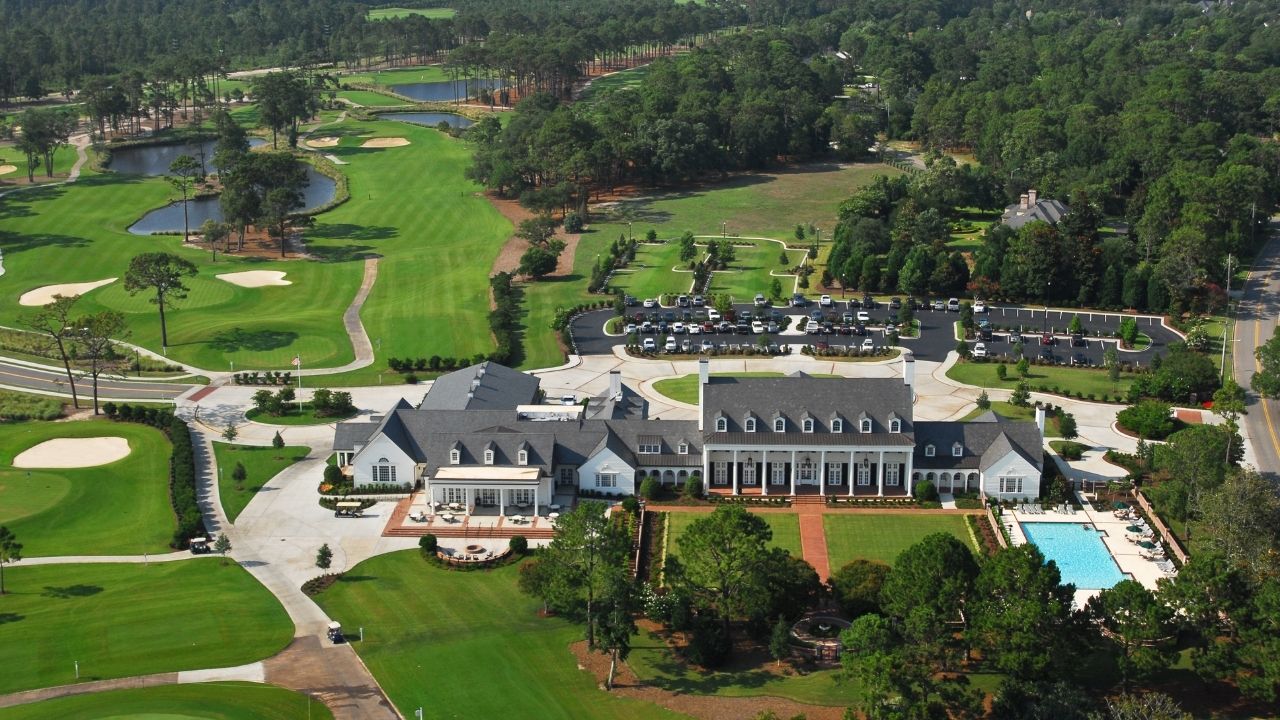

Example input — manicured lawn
[341,66,451,87]
[0,561,292,694]
[707,241,801,301]
[0,420,173,556]
[337,90,412,107]
[0,166,361,370]
[579,64,654,102]
[652,372,839,405]
[0,682,333,720]
[212,442,309,522]
[605,242,695,300]
[245,402,356,426]
[368,6,456,20]
[0,143,80,184]
[823,514,978,570]
[313,552,685,720]
[959,400,1063,438]
[664,511,802,559]
[946,360,1136,401]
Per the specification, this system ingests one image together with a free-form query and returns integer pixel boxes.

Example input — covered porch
[424,467,559,521]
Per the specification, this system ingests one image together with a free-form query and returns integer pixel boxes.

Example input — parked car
[643,298,657,308]
[754,293,768,307]
[751,320,764,334]
[718,321,733,333]
[979,326,993,341]
[688,324,702,335]
[807,322,824,335]
[672,322,685,334]
[947,298,960,312]
[1040,333,1056,346]
[766,321,779,333]
[700,340,714,352]
[643,337,656,351]
[932,299,946,311]
[820,294,833,307]
[740,310,753,321]
[663,311,675,322]
[1071,333,1086,347]
[1071,352,1089,366]
[974,299,987,313]
[692,294,705,306]
[624,295,637,307]
[862,294,876,308]
[640,321,654,333]
[681,339,693,353]
[560,394,576,405]
[847,298,861,309]
[707,309,721,322]
[664,336,677,352]
[856,311,870,323]
[1009,330,1022,344]
[624,323,637,334]
[791,293,810,307]
[889,297,902,310]
[861,338,875,351]
[676,294,690,307]
[973,343,988,358]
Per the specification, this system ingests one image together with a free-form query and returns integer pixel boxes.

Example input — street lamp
[721,221,726,238]
[628,222,633,242]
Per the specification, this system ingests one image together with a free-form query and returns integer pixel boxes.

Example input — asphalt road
[575,302,1178,365]
[0,360,193,402]
[1233,221,1280,478]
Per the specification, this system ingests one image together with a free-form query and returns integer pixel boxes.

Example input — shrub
[996,363,1007,381]
[914,479,938,502]
[683,475,702,498]
[829,559,891,618]
[419,534,438,554]
[1118,400,1176,439]
[621,496,641,515]
[509,535,528,554]
[1010,381,1031,407]
[976,390,990,410]
[323,463,345,485]
[639,477,659,500]
[564,212,584,233]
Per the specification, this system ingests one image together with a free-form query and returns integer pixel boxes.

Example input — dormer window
[860,419,872,433]
[517,449,528,465]
[745,418,756,433]
[831,419,843,433]
[484,449,494,465]
[925,444,935,457]
[952,443,963,457]
[638,441,660,454]
[678,442,689,455]
[449,449,460,464]
[890,419,901,433]
[715,417,727,432]
[802,418,814,433]
[774,418,785,432]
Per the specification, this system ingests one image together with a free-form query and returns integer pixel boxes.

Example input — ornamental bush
[915,479,938,502]
[1117,400,1175,440]
[639,477,659,500]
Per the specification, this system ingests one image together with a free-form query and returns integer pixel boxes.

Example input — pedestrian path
[797,512,830,582]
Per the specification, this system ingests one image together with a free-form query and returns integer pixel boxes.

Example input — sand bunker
[14,437,131,468]
[216,270,292,288]
[306,136,340,148]
[361,137,410,148]
[19,278,118,307]
[0,165,16,176]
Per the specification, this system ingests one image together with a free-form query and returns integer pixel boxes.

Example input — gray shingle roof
[914,419,1042,471]
[707,432,915,447]
[1002,198,1071,230]
[419,361,540,411]
[702,376,912,437]
[333,421,380,451]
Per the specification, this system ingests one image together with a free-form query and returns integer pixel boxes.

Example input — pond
[389,77,506,103]
[383,112,474,129]
[108,138,268,176]
[128,164,337,235]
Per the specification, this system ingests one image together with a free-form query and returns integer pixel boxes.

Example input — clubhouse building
[333,356,1045,513]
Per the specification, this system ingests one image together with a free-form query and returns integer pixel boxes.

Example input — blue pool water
[1021,522,1126,590]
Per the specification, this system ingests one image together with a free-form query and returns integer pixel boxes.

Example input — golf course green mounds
[0,562,293,695]
[0,420,173,556]
[0,682,334,720]
[314,552,685,720]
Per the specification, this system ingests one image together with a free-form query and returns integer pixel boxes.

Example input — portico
[703,445,914,497]
[426,466,547,516]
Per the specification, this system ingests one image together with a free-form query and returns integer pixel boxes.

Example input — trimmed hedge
[167,415,204,549]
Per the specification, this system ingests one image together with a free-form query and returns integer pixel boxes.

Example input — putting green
[0,563,293,695]
[0,420,173,556]
[0,680,335,719]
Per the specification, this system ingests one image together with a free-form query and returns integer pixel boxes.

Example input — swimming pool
[1021,522,1126,590]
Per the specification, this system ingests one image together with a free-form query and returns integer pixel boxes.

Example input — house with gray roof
[1001,189,1070,230]
[333,355,1045,516]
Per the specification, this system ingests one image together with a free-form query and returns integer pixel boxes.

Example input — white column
[819,450,827,496]
[790,450,797,495]
[703,450,711,493]
[905,451,914,498]
[426,476,434,514]
[849,452,856,495]
[762,453,768,496]
[732,449,739,495]
[905,457,914,497]
[499,488,505,517]
[533,485,539,517]
[466,487,472,515]
[877,450,885,497]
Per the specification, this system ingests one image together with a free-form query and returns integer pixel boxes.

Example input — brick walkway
[797,512,830,581]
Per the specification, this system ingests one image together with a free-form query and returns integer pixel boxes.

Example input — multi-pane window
[595,473,617,488]
[827,465,842,485]
[831,419,843,432]
[742,463,757,485]
[483,450,494,465]
[716,418,727,432]
[999,477,1023,494]
[857,464,871,486]
[745,418,756,432]
[860,419,872,433]
[449,449,460,464]
[517,450,528,465]
[771,465,786,485]
[774,418,786,432]
[803,419,814,433]
[373,458,396,484]
[714,463,728,485]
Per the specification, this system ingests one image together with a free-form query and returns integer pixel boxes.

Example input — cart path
[0,661,264,710]
[296,256,378,376]
[11,550,198,566]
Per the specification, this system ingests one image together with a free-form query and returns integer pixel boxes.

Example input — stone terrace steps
[791,495,828,506]
[385,524,555,540]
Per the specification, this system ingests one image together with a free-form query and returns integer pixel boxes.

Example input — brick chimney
[1027,189,1038,206]
[1019,193,1030,210]
[697,359,710,430]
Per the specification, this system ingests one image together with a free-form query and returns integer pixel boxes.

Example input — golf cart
[334,501,364,518]
[189,537,211,555]
[327,621,345,644]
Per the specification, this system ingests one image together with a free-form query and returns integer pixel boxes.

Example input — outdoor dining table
[549,512,560,520]
[440,512,454,522]
[510,515,525,524]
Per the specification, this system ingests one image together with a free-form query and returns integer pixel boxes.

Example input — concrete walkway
[0,660,264,710]
[14,551,198,566]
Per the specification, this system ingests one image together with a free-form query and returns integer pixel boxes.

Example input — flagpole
[296,354,303,413]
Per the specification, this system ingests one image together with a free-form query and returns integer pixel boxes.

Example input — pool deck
[1009,494,1170,608]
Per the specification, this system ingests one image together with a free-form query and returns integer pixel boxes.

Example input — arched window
[484,449,494,465]
[925,444,935,457]
[373,457,397,484]
[832,419,843,433]
[517,449,528,466]
[774,418,786,432]
[890,419,901,433]
[860,419,872,433]
[803,418,814,433]
[745,418,756,433]
[715,417,727,432]
[952,443,963,457]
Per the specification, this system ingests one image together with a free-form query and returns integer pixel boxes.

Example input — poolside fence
[1131,489,1189,565]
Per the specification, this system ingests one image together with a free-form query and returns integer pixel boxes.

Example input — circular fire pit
[465,544,486,555]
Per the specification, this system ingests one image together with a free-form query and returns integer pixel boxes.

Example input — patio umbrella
[1127,525,1148,533]
[1137,540,1157,549]
[1113,501,1129,509]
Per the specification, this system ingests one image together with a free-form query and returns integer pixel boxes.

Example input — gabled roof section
[914,420,1042,471]
[419,361,540,411]
[702,376,912,436]
[333,421,379,451]
[980,432,1041,473]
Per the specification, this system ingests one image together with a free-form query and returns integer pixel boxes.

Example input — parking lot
[570,297,1180,366]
